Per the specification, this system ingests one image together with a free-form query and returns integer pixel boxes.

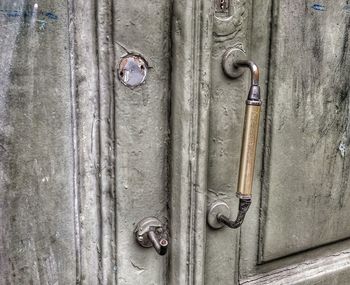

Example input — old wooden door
[0,0,211,284]
[205,0,350,285]
[1,0,350,284]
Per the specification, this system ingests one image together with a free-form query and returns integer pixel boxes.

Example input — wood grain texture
[73,0,101,283]
[168,0,213,284]
[239,0,273,279]
[237,0,350,283]
[241,249,350,285]
[205,1,250,284]
[96,0,116,283]
[260,0,350,262]
[0,0,76,284]
[2,0,350,284]
[112,0,172,284]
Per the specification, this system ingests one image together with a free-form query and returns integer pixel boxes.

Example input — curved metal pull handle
[134,217,169,255]
[234,60,261,199]
[208,50,261,229]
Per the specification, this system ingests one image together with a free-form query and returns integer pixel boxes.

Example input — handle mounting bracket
[134,217,169,255]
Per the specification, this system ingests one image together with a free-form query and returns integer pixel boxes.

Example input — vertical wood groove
[112,0,172,283]
[73,0,101,283]
[96,0,116,283]
[169,0,213,284]
[67,0,82,282]
[72,0,117,283]
[257,0,277,266]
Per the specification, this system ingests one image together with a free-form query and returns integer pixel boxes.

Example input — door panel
[239,0,350,284]
[205,1,251,283]
[168,1,213,284]
[0,1,76,284]
[0,0,212,283]
[113,0,171,284]
[241,248,350,285]
[208,0,350,284]
[260,0,350,262]
[2,0,350,284]
[73,0,172,283]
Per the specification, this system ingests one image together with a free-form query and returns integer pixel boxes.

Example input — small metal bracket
[207,201,231,229]
[134,217,169,255]
[215,0,230,14]
[222,47,246,79]
[207,199,252,230]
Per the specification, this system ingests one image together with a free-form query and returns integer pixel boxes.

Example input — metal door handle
[208,49,261,229]
[134,217,169,255]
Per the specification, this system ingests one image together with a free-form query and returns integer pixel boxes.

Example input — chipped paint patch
[0,8,58,20]
[41,177,50,182]
[130,260,145,274]
[311,3,327,11]
[0,7,58,30]
[338,142,346,158]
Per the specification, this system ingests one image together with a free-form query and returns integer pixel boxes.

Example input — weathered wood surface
[113,0,171,284]
[205,1,251,284]
[241,248,350,285]
[1,0,350,284]
[0,0,77,284]
[261,0,350,262]
[207,0,350,284]
[0,0,174,283]
[73,0,101,283]
[240,0,273,279]
[73,0,173,283]
[169,0,213,284]
[239,0,350,284]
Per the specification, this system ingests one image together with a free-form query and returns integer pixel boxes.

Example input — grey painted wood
[71,0,119,283]
[0,0,214,283]
[241,239,350,280]
[240,247,350,285]
[205,1,251,284]
[72,0,101,283]
[240,0,273,278]
[206,0,350,284]
[112,0,171,284]
[260,0,350,262]
[2,0,350,284]
[0,0,77,284]
[55,0,173,283]
[239,0,350,284]
[96,1,116,284]
[168,0,213,284]
[241,249,350,285]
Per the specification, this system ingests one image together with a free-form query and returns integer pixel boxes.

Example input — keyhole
[220,0,225,10]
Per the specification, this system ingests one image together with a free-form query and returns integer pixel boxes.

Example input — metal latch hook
[134,217,169,255]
